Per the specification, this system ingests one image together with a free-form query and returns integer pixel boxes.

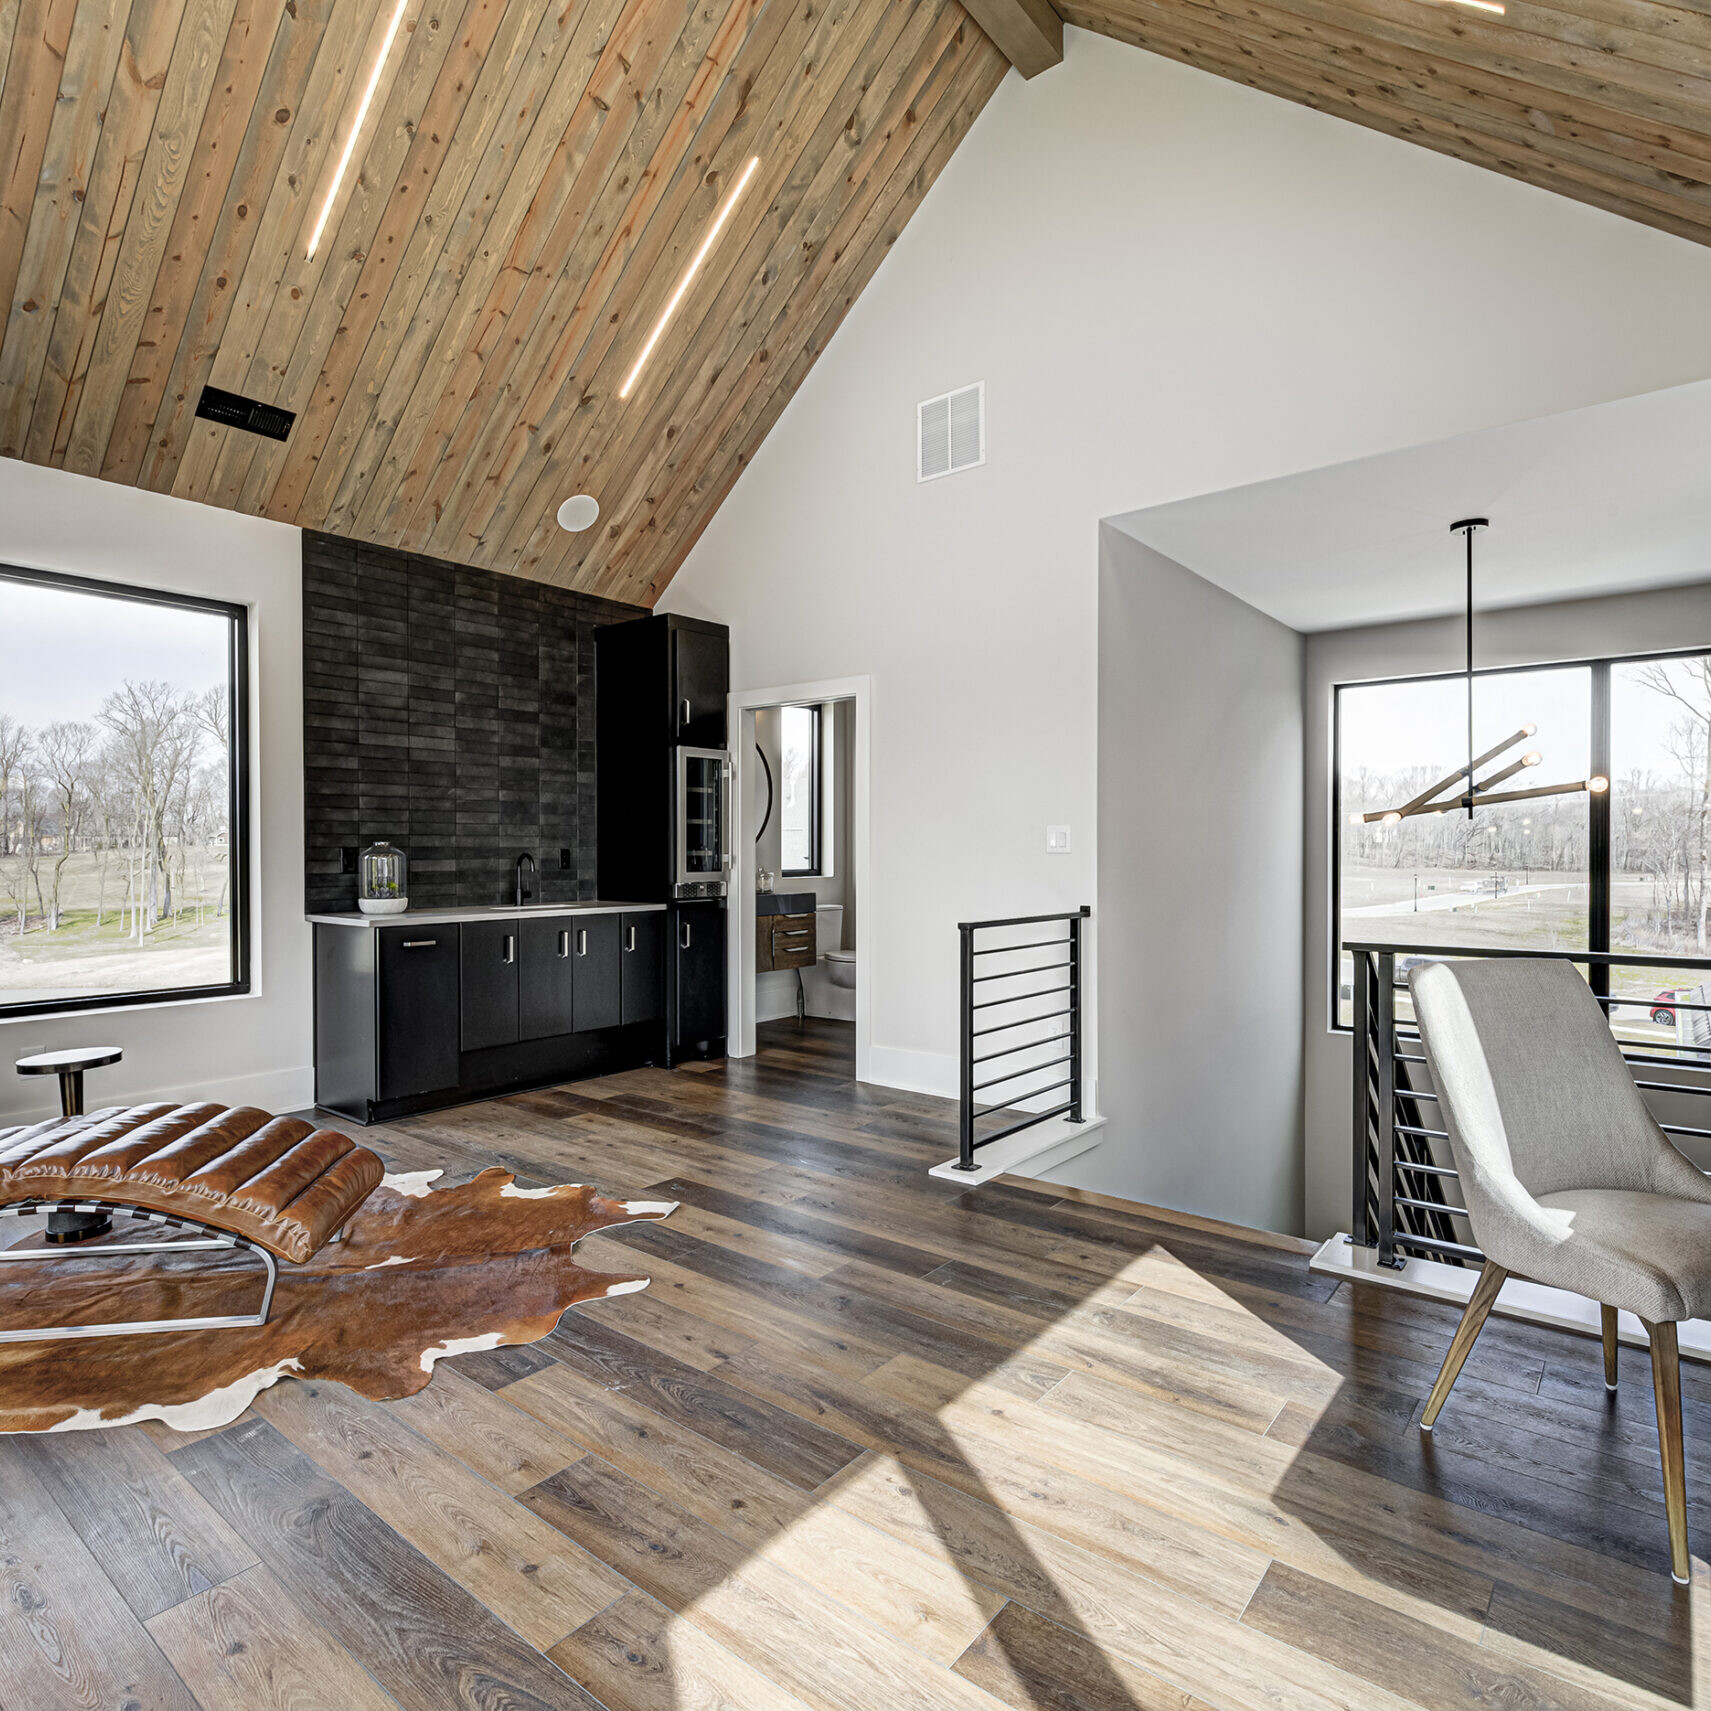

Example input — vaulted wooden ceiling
[0,0,1706,608]
[0,0,1005,604]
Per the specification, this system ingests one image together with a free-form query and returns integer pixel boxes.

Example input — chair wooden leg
[1602,1304,1620,1392]
[1644,1319,1692,1585]
[1421,1260,1507,1432]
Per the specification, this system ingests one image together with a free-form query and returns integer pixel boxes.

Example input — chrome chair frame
[0,1200,280,1342]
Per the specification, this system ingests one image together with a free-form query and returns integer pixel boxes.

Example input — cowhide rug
[0,1168,674,1434]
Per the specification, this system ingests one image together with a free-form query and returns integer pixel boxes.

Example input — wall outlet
[1046,825,1072,854]
[559,848,573,869]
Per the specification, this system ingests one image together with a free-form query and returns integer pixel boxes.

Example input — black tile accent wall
[303,531,645,914]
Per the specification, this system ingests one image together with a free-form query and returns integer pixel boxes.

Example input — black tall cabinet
[597,613,730,1062]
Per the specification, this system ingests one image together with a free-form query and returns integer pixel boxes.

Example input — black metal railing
[1350,939,1711,1269]
[954,906,1088,1172]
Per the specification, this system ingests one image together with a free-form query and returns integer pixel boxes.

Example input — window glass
[0,570,245,1016]
[1336,665,1590,1025]
[779,704,819,875]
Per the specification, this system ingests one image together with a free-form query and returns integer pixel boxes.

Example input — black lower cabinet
[621,911,665,1023]
[378,928,460,1099]
[572,914,622,1031]
[313,912,667,1125]
[520,917,576,1040]
[671,902,726,1060]
[461,919,520,1050]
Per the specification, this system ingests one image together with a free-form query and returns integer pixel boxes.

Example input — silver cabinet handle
[680,921,692,949]
[401,939,437,949]
[502,935,515,964]
[558,930,570,957]
[680,697,691,726]
[626,925,636,952]
[577,928,588,955]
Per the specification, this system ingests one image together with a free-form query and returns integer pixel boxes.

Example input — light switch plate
[1046,825,1071,854]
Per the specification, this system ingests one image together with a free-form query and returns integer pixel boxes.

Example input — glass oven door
[675,747,732,896]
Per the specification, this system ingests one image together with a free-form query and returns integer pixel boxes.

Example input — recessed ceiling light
[557,494,600,532]
[1439,0,1504,12]
[618,156,761,401]
[306,0,412,259]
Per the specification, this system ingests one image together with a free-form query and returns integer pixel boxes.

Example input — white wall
[1081,531,1304,1230]
[0,458,310,1124]
[1303,580,1711,1239]
[661,25,1711,1208]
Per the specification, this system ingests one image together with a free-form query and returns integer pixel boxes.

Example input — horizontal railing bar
[1350,941,1711,972]
[1633,1078,1711,1095]
[1660,1124,1711,1140]
[965,1102,1074,1152]
[1393,1087,1438,1101]
[961,906,1091,932]
[972,983,1070,1011]
[972,1053,1073,1094]
[1394,1159,1459,1178]
[970,936,1071,956]
[1395,1123,1448,1139]
[974,1079,1073,1119]
[1393,1232,1485,1261]
[972,1030,1070,1067]
[973,959,1070,983]
[971,1007,1072,1039]
[1598,995,1711,1014]
[1396,1193,1467,1216]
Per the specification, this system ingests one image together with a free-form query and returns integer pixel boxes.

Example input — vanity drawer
[756,911,816,971]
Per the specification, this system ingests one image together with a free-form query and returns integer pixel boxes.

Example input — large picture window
[0,566,248,1018]
[1335,648,1711,1033]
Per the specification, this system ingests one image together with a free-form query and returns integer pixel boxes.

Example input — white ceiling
[1108,378,1711,634]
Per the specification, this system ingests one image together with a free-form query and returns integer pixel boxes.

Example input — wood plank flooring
[2,1017,1705,1710]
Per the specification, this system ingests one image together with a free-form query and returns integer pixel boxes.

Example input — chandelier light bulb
[1381,811,1403,826]
[1521,724,1537,737]
[1521,752,1541,767]
[1588,775,1610,793]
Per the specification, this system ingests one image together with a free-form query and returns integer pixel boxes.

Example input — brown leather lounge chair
[0,1103,383,1342]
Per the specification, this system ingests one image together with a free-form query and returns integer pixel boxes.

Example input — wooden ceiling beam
[961,0,1063,76]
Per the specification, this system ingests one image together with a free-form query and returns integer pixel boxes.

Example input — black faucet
[514,852,536,907]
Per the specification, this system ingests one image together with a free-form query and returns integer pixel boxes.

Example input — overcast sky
[1,577,229,728]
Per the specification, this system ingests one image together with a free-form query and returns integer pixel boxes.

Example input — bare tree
[37,721,96,930]
[99,682,200,937]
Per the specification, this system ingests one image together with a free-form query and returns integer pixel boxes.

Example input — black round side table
[15,1047,123,1243]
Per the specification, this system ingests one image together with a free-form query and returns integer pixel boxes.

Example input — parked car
[1652,989,1687,1026]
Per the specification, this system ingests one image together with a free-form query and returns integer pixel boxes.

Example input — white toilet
[816,904,857,989]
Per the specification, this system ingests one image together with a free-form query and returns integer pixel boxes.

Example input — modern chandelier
[1351,518,1608,828]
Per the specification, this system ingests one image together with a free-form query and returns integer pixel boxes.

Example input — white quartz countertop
[307,901,667,927]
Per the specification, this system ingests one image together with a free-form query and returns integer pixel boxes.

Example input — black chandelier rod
[1453,516,1488,823]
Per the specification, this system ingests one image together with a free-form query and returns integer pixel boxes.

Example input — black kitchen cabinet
[519,916,576,1041]
[673,623,728,748]
[461,918,520,1050]
[377,926,461,1099]
[621,910,664,1024]
[672,902,726,1056]
[572,913,622,1031]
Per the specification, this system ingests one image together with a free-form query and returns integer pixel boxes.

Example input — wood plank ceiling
[1,0,1707,607]
[0,0,1006,603]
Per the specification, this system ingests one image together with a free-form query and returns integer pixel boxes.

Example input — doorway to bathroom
[727,676,870,1083]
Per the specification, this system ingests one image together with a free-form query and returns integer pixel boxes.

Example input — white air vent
[917,382,984,482]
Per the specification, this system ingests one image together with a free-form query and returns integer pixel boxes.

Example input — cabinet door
[621,911,665,1023]
[519,917,576,1040]
[672,625,728,747]
[378,928,462,1097]
[675,905,726,1045]
[572,914,622,1031]
[460,919,520,1051]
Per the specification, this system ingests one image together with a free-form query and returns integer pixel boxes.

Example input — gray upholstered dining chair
[1409,956,1711,1584]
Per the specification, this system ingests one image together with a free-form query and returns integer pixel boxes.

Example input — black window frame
[0,562,251,1021]
[1330,643,1711,1030]
[778,702,823,879]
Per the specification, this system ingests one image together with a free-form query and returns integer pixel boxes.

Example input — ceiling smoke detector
[557,495,600,532]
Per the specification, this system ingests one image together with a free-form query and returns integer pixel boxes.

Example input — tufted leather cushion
[0,1103,385,1264]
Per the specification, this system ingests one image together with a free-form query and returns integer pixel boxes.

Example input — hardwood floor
[1,1017,1704,1710]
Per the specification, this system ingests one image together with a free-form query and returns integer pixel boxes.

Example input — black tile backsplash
[303,531,645,914]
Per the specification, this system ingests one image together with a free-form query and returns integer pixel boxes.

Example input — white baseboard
[929,1113,1106,1185]
[1310,1234,1711,1366]
[865,1045,957,1100]
[0,1064,316,1127]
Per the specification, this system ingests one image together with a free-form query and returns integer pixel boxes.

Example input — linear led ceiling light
[1351,518,1607,827]
[306,0,412,260]
[618,156,761,400]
